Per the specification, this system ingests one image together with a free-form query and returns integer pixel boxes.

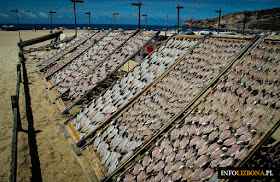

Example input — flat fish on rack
[219,129,231,142]
[137,170,146,182]
[226,144,241,156]
[154,171,163,182]
[182,169,193,181]
[211,149,224,159]
[142,155,152,167]
[210,157,223,168]
[208,130,219,142]
[166,151,176,163]
[208,143,220,154]
[200,168,214,180]
[223,137,237,146]
[235,125,248,136]
[164,162,174,174]
[172,170,183,181]
[235,148,248,160]
[132,163,143,176]
[195,155,208,167]
[180,136,189,149]
[220,157,234,167]
[154,160,165,172]
[197,145,209,156]
[238,132,252,144]
[146,162,155,173]
[191,168,204,181]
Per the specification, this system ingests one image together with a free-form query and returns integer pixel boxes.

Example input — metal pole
[176,5,183,34]
[71,0,84,37]
[142,14,147,30]
[85,12,91,30]
[50,12,53,33]
[11,9,21,41]
[113,13,119,31]
[131,1,142,30]
[49,11,56,33]
[145,15,147,30]
[73,2,77,36]
[215,9,221,34]
[138,3,140,30]
[165,14,168,37]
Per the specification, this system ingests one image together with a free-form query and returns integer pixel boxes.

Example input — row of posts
[10,46,24,182]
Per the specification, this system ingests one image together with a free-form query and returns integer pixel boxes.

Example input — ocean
[0,23,185,31]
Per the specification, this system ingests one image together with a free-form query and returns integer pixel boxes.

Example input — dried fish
[154,160,165,172]
[195,155,208,167]
[172,170,183,181]
[191,168,203,181]
[200,168,214,180]
[223,137,237,146]
[226,144,241,156]
[132,163,143,176]
[220,157,234,167]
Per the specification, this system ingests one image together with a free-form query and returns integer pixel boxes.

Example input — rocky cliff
[183,8,280,31]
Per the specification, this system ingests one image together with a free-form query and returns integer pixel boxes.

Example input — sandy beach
[0,30,88,181]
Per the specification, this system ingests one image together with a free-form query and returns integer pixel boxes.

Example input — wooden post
[11,95,22,131]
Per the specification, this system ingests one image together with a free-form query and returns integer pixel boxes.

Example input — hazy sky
[0,0,279,25]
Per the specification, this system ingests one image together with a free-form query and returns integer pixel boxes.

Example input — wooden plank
[18,31,62,47]
[9,106,18,182]
[211,34,253,39]
[23,35,76,53]
[61,125,100,182]
[175,34,204,39]
[68,122,81,141]
[47,80,55,89]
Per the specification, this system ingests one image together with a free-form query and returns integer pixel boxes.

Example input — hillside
[183,8,280,31]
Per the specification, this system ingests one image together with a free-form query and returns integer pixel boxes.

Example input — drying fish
[219,121,230,132]
[196,138,207,150]
[226,144,241,156]
[195,155,209,167]
[238,132,252,144]
[170,128,181,141]
[191,168,203,181]
[173,161,184,171]
[154,160,165,172]
[189,136,200,146]
[123,173,133,182]
[223,137,237,146]
[172,170,183,181]
[235,148,248,160]
[131,163,143,176]
[235,125,248,136]
[179,136,189,149]
[208,143,220,154]
[182,169,193,181]
[220,157,234,167]
[208,130,219,142]
[197,145,209,156]
[146,162,155,173]
[203,123,214,134]
[161,175,172,182]
[142,155,152,167]
[166,151,176,163]
[218,129,231,142]
[185,156,196,167]
[210,157,222,168]
[185,147,194,160]
[164,162,174,174]
[210,149,224,159]
[175,149,185,161]
[173,139,180,148]
[136,170,146,182]
[200,168,214,180]
[163,145,173,158]
[154,171,163,182]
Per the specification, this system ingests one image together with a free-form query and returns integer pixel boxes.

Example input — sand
[0,30,88,181]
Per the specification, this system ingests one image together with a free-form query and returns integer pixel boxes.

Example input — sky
[0,0,279,26]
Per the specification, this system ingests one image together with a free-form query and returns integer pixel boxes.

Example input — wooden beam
[18,31,63,47]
